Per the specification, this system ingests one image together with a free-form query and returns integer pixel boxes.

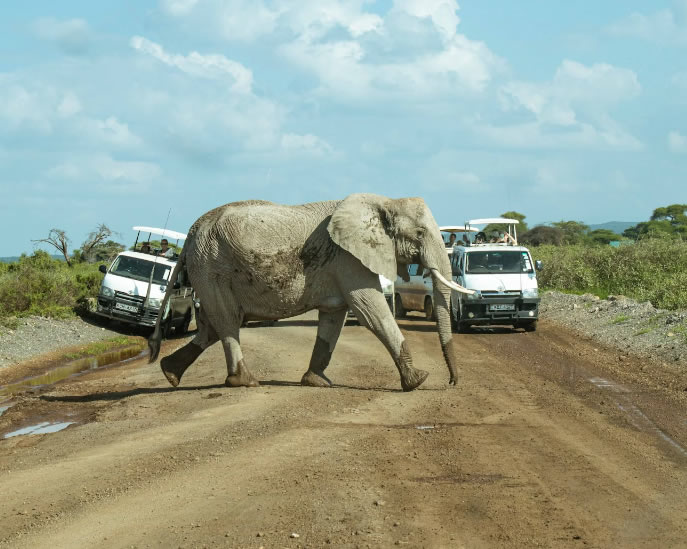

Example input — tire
[424,297,435,321]
[178,310,192,334]
[458,321,471,334]
[162,315,173,339]
[450,300,458,332]
[522,320,537,332]
[394,294,406,319]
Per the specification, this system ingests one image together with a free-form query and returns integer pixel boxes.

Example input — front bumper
[95,295,160,327]
[460,297,539,325]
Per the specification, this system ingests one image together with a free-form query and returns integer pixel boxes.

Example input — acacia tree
[78,224,116,263]
[32,229,72,266]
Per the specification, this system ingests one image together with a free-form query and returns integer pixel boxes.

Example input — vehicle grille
[480,291,521,298]
[115,291,145,307]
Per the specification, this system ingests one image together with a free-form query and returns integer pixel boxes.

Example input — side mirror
[99,264,107,274]
[535,260,543,271]
[173,281,181,289]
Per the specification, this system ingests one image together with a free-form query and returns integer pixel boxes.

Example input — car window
[408,264,423,276]
[111,256,172,284]
[465,251,533,274]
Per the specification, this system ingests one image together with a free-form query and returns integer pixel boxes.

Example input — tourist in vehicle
[140,242,151,254]
[158,239,174,258]
[447,233,457,247]
[475,231,486,244]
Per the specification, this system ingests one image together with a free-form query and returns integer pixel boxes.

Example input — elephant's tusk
[430,268,476,295]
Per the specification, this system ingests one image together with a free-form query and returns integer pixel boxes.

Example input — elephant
[148,193,475,391]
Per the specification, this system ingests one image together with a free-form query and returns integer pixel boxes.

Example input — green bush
[0,251,104,324]
[532,240,687,310]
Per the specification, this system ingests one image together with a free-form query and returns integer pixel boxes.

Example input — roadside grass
[0,251,102,327]
[532,239,687,310]
[610,314,631,325]
[62,336,144,360]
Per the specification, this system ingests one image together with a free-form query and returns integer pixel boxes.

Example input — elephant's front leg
[222,331,260,388]
[301,308,348,387]
[348,288,428,391]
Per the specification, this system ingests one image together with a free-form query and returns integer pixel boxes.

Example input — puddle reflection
[0,346,144,399]
[4,421,74,438]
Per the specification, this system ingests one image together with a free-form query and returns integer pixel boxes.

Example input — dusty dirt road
[1,313,687,548]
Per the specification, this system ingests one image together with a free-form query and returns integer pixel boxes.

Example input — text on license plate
[115,302,139,313]
[490,304,515,311]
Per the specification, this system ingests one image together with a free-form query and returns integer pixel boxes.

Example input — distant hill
[587,221,638,235]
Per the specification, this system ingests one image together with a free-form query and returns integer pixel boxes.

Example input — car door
[406,263,427,311]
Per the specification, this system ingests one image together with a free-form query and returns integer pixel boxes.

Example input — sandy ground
[1,313,687,548]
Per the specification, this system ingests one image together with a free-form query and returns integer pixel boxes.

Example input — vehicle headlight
[378,275,394,294]
[522,288,539,298]
[465,290,481,300]
[101,286,114,298]
[147,298,161,308]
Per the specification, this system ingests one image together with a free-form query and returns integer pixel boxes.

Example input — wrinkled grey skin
[149,193,459,391]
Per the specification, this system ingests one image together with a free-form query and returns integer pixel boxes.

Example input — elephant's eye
[416,228,425,240]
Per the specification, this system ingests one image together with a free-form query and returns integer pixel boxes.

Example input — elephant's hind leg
[222,333,260,388]
[301,308,347,387]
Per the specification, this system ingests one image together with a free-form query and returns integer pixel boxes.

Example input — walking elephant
[148,193,475,391]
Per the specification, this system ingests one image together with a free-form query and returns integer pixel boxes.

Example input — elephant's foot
[225,359,260,388]
[301,369,332,387]
[395,340,428,391]
[400,368,429,392]
[160,342,204,387]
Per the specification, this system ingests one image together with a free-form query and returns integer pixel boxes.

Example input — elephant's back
[185,199,341,278]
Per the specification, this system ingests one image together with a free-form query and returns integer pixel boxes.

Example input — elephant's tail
[148,250,187,363]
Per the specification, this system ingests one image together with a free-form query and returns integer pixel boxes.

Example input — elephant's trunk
[422,237,458,386]
[432,272,458,385]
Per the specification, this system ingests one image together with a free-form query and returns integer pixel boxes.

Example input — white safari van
[449,218,542,332]
[95,227,195,335]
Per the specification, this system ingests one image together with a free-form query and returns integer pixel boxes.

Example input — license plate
[490,304,515,311]
[115,302,139,313]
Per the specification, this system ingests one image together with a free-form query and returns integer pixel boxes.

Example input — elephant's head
[328,193,472,385]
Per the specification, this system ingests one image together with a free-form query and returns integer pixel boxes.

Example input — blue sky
[1,0,686,256]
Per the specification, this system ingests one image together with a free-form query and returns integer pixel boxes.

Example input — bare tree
[80,224,113,262]
[32,229,72,266]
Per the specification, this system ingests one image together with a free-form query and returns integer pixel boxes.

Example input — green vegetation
[533,239,687,310]
[0,251,103,326]
[62,336,143,360]
[611,314,630,324]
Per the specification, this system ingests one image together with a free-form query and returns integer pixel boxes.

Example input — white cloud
[281,133,333,154]
[47,154,161,189]
[57,92,82,118]
[491,60,642,150]
[393,0,461,42]
[607,2,687,45]
[79,117,143,147]
[32,17,92,55]
[130,36,254,93]
[668,130,687,153]
[160,0,199,16]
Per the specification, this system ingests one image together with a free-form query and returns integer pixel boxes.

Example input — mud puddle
[4,421,74,439]
[0,345,145,399]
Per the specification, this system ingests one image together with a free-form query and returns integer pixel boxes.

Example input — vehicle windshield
[110,255,172,285]
[465,251,533,274]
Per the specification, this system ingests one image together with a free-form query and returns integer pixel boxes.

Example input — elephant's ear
[328,193,397,281]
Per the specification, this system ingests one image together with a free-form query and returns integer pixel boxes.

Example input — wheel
[458,321,471,334]
[522,320,537,332]
[178,310,192,334]
[424,297,435,321]
[450,300,458,332]
[394,294,406,319]
[162,315,173,339]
